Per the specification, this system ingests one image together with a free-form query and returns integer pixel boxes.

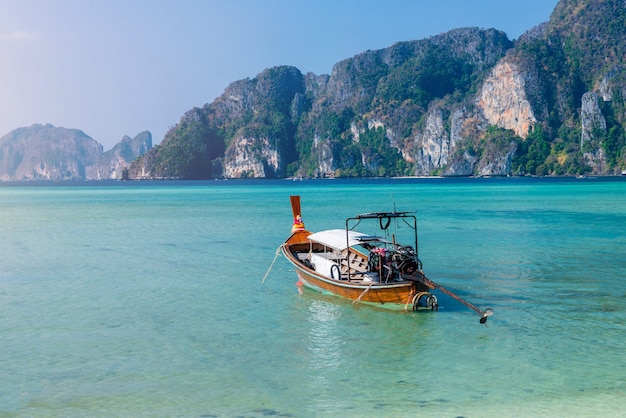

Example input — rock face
[581,92,606,146]
[477,60,537,138]
[88,131,152,180]
[413,107,449,175]
[0,124,102,181]
[408,58,535,176]
[580,92,608,173]
[217,67,303,178]
[222,136,280,178]
[0,124,151,181]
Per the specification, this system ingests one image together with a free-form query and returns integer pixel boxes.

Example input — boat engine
[391,245,422,275]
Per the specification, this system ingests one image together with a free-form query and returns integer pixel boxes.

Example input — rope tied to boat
[261,246,282,284]
[353,282,374,304]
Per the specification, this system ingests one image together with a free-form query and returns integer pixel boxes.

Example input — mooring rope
[353,282,374,304]
[404,292,415,311]
[261,246,282,284]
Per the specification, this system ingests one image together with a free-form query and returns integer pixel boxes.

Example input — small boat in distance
[281,196,493,323]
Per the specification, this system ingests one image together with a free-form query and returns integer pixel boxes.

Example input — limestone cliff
[131,0,626,179]
[222,135,281,178]
[0,124,102,181]
[88,131,152,179]
[0,124,151,181]
[477,60,536,138]
[408,58,535,176]
[413,107,449,175]
[580,92,608,173]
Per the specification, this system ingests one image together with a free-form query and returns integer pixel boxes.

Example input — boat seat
[313,252,341,261]
[362,272,380,283]
[297,252,339,261]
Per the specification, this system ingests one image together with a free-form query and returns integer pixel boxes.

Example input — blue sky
[0,0,558,149]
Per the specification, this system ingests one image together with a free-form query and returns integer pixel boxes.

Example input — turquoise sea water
[1,177,625,417]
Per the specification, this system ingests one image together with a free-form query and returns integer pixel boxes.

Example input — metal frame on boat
[280,196,493,323]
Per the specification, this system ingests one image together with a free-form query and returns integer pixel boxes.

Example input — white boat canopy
[307,229,388,251]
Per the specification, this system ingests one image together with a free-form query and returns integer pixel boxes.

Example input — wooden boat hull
[293,265,417,307]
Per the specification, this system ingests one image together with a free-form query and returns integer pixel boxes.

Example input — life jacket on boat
[291,215,305,232]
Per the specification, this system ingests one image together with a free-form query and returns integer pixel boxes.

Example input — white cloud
[0,31,40,41]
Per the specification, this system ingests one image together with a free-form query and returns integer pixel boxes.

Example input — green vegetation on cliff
[131,0,626,179]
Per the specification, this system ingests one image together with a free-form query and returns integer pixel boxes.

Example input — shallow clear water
[1,178,625,417]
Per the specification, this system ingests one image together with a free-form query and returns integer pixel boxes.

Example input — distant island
[0,124,151,181]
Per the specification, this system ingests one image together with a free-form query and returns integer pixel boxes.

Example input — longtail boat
[281,196,493,323]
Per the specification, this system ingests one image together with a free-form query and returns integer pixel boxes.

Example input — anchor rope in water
[404,292,414,311]
[261,246,282,284]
